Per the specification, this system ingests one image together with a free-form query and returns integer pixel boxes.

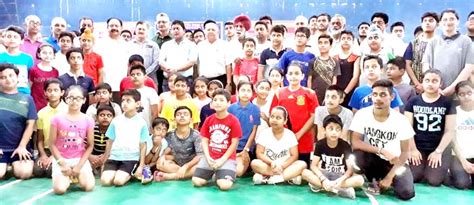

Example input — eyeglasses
[65,96,85,102]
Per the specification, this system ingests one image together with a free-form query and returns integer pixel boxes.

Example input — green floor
[1,177,473,205]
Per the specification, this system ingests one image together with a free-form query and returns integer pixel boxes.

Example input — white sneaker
[337,187,356,200]
[267,175,284,184]
[288,176,302,185]
[253,173,266,185]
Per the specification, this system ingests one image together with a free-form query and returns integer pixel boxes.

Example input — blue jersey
[277,49,315,87]
[348,85,404,110]
[228,102,261,151]
[0,92,37,151]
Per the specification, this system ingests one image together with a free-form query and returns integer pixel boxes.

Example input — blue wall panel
[3,0,473,36]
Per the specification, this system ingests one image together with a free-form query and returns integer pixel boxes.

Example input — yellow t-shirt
[37,102,68,149]
[160,98,200,130]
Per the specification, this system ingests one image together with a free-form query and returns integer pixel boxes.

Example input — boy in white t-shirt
[130,64,160,128]
[350,79,415,200]
[101,89,149,186]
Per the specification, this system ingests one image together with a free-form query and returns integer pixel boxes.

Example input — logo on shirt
[265,149,288,161]
[208,124,231,152]
[364,127,398,148]
[321,154,345,174]
[458,118,474,131]
[297,96,305,106]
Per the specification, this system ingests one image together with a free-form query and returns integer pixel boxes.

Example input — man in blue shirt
[44,17,67,52]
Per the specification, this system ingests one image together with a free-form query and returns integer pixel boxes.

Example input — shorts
[193,157,236,181]
[0,151,24,164]
[52,158,92,177]
[321,170,343,181]
[103,159,138,174]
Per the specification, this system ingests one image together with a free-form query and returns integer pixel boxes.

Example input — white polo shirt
[197,39,232,78]
[159,38,197,78]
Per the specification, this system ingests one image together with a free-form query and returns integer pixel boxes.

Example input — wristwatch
[244,148,250,152]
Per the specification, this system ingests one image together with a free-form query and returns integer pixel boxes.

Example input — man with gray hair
[20,15,43,64]
[330,14,346,42]
[44,17,67,52]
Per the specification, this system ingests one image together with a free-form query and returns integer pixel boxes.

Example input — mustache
[110,29,119,32]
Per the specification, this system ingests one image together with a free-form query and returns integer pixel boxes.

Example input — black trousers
[354,150,415,200]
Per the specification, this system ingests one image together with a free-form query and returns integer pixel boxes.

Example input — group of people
[0,8,473,201]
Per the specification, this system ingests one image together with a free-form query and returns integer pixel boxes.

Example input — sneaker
[367,181,381,195]
[308,183,322,193]
[267,175,285,184]
[253,173,265,185]
[288,176,302,185]
[337,187,356,200]
[153,171,165,182]
[141,166,153,184]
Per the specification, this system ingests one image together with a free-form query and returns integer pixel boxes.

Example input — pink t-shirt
[234,58,259,84]
[51,114,94,159]
[29,65,59,111]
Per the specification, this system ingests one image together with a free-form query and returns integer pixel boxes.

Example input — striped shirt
[92,124,108,155]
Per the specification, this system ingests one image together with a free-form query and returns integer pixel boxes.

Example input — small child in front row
[155,107,201,182]
[302,115,364,200]
[228,81,261,177]
[142,117,169,183]
[192,89,242,191]
[251,106,307,185]
[49,86,95,194]
[88,105,115,175]
[86,83,122,119]
[34,78,67,178]
[101,89,149,186]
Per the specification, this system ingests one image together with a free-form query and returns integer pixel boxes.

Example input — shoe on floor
[337,187,356,199]
[288,176,302,185]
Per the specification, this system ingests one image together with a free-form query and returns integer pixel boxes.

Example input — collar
[67,70,86,78]
[442,32,461,40]
[47,101,67,110]
[155,32,172,39]
[24,34,42,43]
[269,45,284,53]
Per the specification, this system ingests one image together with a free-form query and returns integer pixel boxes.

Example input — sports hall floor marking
[0,179,22,189]
[19,188,54,205]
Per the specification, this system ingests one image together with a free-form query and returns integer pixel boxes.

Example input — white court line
[19,189,54,205]
[364,191,379,205]
[0,179,23,189]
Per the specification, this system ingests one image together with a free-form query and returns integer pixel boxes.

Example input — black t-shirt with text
[314,138,351,174]
[405,95,454,152]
